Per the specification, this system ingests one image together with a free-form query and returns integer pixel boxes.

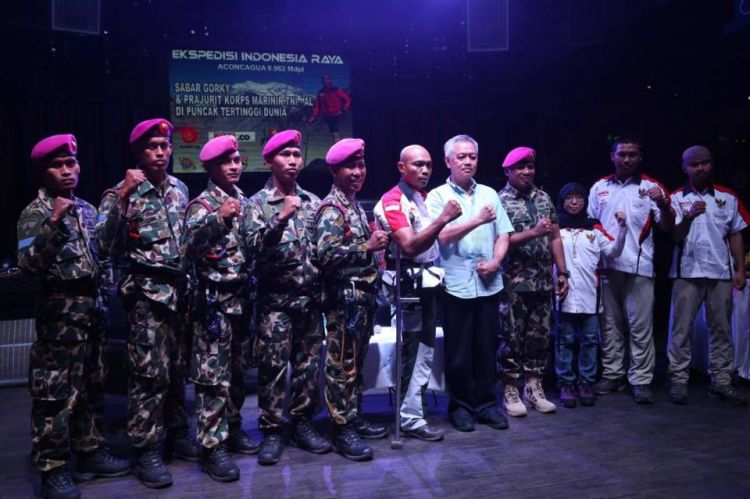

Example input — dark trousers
[441,291,500,415]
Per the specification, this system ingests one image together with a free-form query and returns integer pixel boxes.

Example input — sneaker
[708,383,748,406]
[292,419,332,454]
[594,377,628,395]
[524,377,557,413]
[201,444,239,482]
[257,432,284,465]
[166,429,201,462]
[134,446,172,489]
[449,406,475,432]
[73,446,130,482]
[477,406,509,430]
[227,424,260,455]
[332,424,373,461]
[632,384,654,404]
[559,383,577,409]
[669,382,688,405]
[42,467,81,499]
[503,384,527,417]
[577,381,596,406]
[401,424,445,442]
[353,416,388,440]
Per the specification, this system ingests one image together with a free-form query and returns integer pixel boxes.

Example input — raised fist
[533,217,553,237]
[687,200,706,220]
[279,196,302,222]
[366,229,389,252]
[50,197,75,223]
[219,197,242,221]
[614,211,627,227]
[439,200,462,224]
[476,205,496,224]
[647,186,667,208]
[122,169,146,197]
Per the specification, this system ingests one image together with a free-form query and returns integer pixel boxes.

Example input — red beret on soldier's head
[502,146,536,168]
[129,118,173,145]
[326,138,365,166]
[30,134,77,163]
[200,135,239,163]
[262,129,302,159]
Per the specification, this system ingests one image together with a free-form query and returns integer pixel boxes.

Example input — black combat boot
[165,428,201,462]
[227,423,260,455]
[134,446,172,489]
[353,416,388,439]
[291,419,332,454]
[332,423,374,461]
[202,444,240,482]
[73,446,130,482]
[42,466,81,499]
[257,432,284,465]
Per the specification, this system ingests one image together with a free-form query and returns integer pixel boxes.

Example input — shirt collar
[446,176,476,195]
[683,181,714,196]
[502,182,538,199]
[262,177,310,204]
[398,179,427,201]
[606,172,642,185]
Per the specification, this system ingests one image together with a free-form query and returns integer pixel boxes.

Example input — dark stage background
[2,0,750,334]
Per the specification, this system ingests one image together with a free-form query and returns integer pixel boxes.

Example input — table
[362,326,446,392]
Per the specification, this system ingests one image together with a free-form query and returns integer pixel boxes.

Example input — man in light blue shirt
[425,134,513,432]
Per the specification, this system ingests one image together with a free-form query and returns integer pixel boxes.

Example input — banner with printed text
[169,49,352,173]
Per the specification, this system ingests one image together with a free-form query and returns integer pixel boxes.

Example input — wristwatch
[558,270,571,278]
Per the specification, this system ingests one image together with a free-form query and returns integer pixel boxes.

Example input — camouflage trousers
[191,309,251,448]
[324,299,374,426]
[29,329,106,472]
[498,290,553,380]
[254,303,323,432]
[125,297,189,449]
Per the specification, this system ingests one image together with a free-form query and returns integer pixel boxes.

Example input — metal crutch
[391,246,419,450]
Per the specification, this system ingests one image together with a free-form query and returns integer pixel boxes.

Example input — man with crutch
[373,144,461,442]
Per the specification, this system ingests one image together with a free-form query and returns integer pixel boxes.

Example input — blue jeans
[555,312,599,384]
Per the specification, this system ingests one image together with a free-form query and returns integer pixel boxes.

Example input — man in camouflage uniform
[182,134,256,482]
[18,134,129,499]
[498,147,569,417]
[314,138,390,461]
[244,130,331,465]
[97,119,198,489]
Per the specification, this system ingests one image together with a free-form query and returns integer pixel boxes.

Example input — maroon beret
[200,135,239,163]
[129,118,173,145]
[326,138,365,166]
[30,134,77,163]
[262,129,302,159]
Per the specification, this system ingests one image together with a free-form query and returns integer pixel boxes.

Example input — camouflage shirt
[313,184,378,297]
[97,173,189,310]
[244,178,320,310]
[17,187,101,340]
[499,183,558,292]
[183,180,248,315]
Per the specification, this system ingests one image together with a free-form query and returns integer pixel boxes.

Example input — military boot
[73,446,130,482]
[202,444,239,482]
[332,423,373,461]
[227,424,260,455]
[134,446,172,489]
[291,419,332,454]
[257,432,284,465]
[353,416,388,440]
[165,428,201,462]
[42,467,80,499]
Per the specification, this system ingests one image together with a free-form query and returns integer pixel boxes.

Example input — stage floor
[3,379,750,498]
